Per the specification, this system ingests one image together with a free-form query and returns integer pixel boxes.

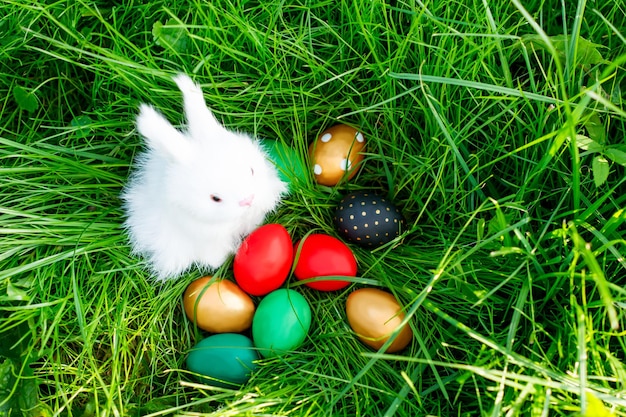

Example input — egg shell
[183,277,255,333]
[335,191,403,247]
[252,289,312,358]
[309,124,365,186]
[186,333,258,388]
[293,234,356,291]
[234,224,293,296]
[346,288,413,353]
[260,139,307,191]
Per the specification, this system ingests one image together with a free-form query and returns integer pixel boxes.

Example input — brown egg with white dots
[309,124,366,186]
[334,191,403,247]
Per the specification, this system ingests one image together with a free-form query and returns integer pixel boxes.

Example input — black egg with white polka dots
[334,191,403,247]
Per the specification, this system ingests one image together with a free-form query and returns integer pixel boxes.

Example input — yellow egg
[183,277,255,333]
[346,288,413,352]
[309,124,366,186]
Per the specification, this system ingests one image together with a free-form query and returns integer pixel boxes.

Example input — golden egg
[346,288,413,352]
[183,276,255,333]
[309,124,366,186]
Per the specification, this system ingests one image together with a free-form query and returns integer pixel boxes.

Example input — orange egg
[346,288,413,352]
[309,124,365,186]
[183,277,255,333]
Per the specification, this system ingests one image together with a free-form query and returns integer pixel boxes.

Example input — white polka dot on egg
[339,158,352,171]
[320,133,332,142]
[314,164,323,175]
[356,132,364,142]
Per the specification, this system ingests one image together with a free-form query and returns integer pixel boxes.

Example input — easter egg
[293,234,357,291]
[252,289,312,358]
[183,276,255,333]
[186,333,258,388]
[234,224,293,296]
[309,124,366,186]
[335,191,403,247]
[260,139,307,190]
[346,288,413,353]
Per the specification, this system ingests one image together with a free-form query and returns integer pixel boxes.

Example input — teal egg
[261,139,307,190]
[186,333,258,387]
[252,289,312,358]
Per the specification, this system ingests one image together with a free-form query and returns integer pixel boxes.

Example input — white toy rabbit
[122,74,287,280]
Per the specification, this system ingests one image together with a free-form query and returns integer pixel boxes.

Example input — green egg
[186,333,258,388]
[252,289,312,358]
[261,139,307,190]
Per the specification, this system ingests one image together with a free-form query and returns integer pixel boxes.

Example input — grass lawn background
[1,0,625,415]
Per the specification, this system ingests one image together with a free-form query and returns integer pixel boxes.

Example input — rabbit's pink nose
[239,194,254,207]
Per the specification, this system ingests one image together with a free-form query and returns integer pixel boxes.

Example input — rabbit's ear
[173,73,221,140]
[136,104,192,162]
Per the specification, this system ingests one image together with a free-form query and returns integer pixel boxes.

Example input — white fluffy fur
[122,74,287,280]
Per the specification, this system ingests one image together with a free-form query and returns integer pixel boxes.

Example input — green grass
[1,0,625,415]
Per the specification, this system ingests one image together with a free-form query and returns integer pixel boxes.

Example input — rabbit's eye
[250,167,255,176]
[210,194,222,203]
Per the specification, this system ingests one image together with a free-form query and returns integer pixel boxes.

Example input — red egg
[294,234,357,291]
[234,224,293,296]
